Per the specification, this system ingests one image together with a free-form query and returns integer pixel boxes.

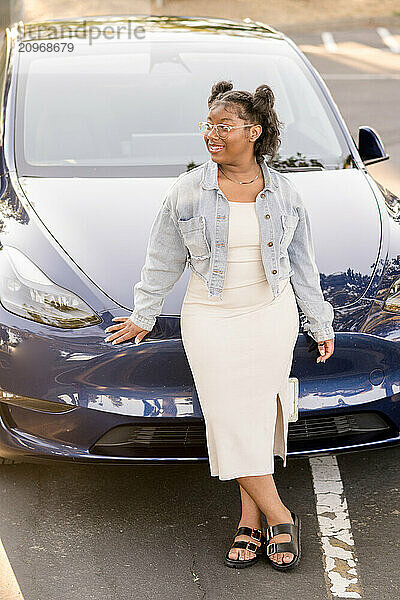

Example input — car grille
[90,412,392,458]
[288,413,388,440]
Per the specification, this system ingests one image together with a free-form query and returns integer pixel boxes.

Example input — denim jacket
[129,156,335,343]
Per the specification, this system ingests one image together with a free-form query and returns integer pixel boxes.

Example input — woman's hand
[104,317,150,345]
[316,338,334,363]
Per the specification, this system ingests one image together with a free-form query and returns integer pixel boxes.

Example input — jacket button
[272,269,277,274]
[268,241,273,247]
[265,214,270,219]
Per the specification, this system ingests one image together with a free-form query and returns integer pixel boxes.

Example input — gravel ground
[14,0,400,32]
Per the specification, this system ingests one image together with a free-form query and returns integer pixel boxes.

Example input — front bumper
[1,325,400,464]
[0,396,399,465]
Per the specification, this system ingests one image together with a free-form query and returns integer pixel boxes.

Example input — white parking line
[0,537,24,599]
[321,32,338,53]
[309,455,363,599]
[377,27,400,53]
[299,40,400,74]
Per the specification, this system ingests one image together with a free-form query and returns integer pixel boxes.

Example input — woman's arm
[287,193,335,343]
[129,190,188,331]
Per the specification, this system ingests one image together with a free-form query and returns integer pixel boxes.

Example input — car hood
[17,169,381,314]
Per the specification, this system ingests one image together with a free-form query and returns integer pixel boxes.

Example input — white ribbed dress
[180,200,299,480]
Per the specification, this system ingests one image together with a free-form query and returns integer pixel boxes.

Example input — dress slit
[274,392,285,469]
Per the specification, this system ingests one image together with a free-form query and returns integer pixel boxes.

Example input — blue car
[0,15,399,465]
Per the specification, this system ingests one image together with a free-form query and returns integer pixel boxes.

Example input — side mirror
[358,126,389,165]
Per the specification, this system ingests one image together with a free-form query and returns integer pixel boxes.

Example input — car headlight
[0,245,101,328]
[383,276,400,313]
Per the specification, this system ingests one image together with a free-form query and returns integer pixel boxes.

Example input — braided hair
[207,80,283,165]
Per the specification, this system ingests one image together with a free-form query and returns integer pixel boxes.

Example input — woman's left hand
[316,338,334,363]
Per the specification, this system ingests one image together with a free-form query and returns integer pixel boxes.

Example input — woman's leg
[235,474,294,564]
[227,483,263,561]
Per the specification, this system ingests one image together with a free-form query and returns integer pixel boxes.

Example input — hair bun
[208,80,233,108]
[253,84,275,113]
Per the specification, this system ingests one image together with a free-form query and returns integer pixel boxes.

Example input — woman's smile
[207,142,225,153]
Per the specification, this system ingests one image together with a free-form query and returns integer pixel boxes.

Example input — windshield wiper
[276,166,325,172]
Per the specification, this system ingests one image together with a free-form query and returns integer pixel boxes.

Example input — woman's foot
[265,507,294,565]
[227,520,263,562]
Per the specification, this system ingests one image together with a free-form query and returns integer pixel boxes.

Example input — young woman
[104,81,335,571]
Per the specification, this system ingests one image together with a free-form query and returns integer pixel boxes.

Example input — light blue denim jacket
[129,156,335,343]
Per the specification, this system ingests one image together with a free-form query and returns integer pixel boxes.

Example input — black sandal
[265,511,301,571]
[225,526,265,568]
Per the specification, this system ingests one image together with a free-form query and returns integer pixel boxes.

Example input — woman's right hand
[104,317,150,346]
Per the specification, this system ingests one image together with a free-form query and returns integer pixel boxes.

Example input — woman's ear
[250,125,262,142]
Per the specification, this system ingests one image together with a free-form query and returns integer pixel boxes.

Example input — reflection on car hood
[17,169,380,313]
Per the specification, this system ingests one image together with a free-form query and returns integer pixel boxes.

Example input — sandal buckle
[251,528,262,542]
[246,541,258,553]
[266,525,274,541]
[266,542,277,556]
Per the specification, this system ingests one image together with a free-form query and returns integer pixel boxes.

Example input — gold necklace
[218,164,261,185]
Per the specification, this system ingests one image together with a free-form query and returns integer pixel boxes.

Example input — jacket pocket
[279,213,299,257]
[177,215,211,260]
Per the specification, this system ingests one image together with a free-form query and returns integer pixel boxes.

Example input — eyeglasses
[198,121,259,140]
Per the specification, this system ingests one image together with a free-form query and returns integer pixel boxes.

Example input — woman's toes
[229,534,260,562]
[271,553,279,563]
[284,553,293,563]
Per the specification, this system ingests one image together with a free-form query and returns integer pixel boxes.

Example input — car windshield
[15,35,353,177]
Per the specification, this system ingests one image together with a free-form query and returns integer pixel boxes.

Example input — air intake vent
[90,412,391,458]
